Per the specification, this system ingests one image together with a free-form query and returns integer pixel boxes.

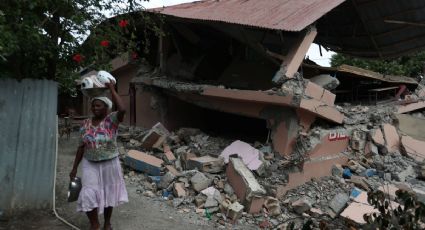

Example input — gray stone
[291,198,312,214]
[384,173,392,181]
[329,193,349,214]
[158,172,176,189]
[224,183,235,195]
[205,195,219,208]
[396,166,415,182]
[190,172,212,192]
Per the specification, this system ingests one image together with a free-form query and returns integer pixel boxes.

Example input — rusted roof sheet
[152,0,345,31]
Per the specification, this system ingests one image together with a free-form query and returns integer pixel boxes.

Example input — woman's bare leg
[104,207,113,230]
[86,208,100,230]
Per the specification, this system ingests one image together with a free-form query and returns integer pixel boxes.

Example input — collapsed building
[76,0,425,227]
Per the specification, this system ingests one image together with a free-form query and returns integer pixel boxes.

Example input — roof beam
[272,26,317,84]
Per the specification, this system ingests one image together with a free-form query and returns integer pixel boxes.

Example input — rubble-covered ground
[116,97,425,229]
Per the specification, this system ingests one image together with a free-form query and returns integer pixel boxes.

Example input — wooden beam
[272,26,317,84]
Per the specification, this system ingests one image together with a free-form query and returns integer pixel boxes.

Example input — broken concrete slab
[329,193,349,215]
[340,202,378,225]
[226,157,266,201]
[220,140,263,171]
[382,123,400,153]
[378,184,399,201]
[186,155,224,173]
[370,128,385,146]
[395,114,425,141]
[125,150,164,176]
[400,135,425,162]
[190,172,212,192]
[304,81,336,106]
[299,98,344,124]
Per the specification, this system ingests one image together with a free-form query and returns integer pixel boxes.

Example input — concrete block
[401,135,425,162]
[349,175,371,191]
[226,202,244,220]
[340,202,378,225]
[125,150,164,176]
[173,182,187,197]
[244,196,265,214]
[187,156,224,173]
[220,140,263,171]
[329,193,349,214]
[141,130,162,149]
[164,148,176,162]
[382,124,400,153]
[226,157,266,202]
[190,172,212,192]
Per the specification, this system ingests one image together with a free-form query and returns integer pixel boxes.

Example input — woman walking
[70,82,128,230]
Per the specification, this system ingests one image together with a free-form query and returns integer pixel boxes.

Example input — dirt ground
[1,132,224,230]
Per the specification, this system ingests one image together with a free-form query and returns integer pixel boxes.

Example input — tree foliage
[0,0,160,94]
[330,52,425,78]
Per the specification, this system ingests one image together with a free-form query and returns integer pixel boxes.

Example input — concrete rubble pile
[117,78,425,229]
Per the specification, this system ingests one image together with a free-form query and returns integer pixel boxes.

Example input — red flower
[100,40,110,47]
[118,19,129,28]
[72,54,83,63]
[131,52,138,60]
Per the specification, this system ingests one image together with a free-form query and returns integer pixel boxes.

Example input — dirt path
[54,133,217,230]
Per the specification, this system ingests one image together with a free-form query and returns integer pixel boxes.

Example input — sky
[139,0,335,66]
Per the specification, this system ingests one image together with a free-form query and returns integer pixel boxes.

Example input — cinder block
[125,150,164,176]
[226,201,244,220]
[187,156,224,173]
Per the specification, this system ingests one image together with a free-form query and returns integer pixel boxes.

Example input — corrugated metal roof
[152,0,345,31]
[0,78,57,213]
[316,0,425,58]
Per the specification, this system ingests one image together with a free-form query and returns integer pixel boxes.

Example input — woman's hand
[105,82,116,91]
[70,168,77,180]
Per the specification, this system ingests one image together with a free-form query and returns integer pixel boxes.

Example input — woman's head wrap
[91,97,113,109]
